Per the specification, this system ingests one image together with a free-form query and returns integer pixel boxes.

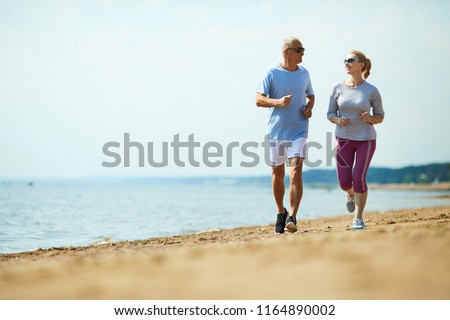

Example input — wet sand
[1,206,449,299]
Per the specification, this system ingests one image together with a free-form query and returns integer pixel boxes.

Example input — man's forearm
[305,95,315,110]
[256,94,290,108]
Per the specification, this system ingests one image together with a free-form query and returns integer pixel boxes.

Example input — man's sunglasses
[344,58,361,64]
[288,47,305,53]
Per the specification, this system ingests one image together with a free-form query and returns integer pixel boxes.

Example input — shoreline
[308,182,450,191]
[368,182,450,191]
[1,205,449,299]
[2,199,449,259]
[2,182,449,256]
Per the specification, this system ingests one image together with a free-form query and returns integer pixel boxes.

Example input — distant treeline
[115,162,450,186]
[303,162,450,184]
[4,163,449,186]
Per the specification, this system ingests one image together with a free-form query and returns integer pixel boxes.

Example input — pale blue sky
[1,0,449,178]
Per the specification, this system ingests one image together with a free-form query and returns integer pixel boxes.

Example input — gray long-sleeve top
[327,81,384,141]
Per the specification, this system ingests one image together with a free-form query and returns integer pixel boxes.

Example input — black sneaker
[275,208,288,234]
[285,216,297,233]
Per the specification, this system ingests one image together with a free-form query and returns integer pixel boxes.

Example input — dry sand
[1,206,449,300]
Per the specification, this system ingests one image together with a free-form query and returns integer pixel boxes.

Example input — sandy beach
[1,205,449,300]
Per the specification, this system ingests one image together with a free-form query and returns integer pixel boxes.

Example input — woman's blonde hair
[350,50,372,79]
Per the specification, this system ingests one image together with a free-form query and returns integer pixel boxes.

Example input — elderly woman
[327,50,385,230]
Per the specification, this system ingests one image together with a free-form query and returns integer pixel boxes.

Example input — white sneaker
[346,195,355,213]
[351,218,365,230]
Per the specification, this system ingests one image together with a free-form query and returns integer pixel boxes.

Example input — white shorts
[269,137,307,166]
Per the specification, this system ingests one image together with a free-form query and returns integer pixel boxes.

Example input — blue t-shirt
[257,64,314,140]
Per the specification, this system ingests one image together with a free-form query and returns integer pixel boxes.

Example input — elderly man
[256,36,315,233]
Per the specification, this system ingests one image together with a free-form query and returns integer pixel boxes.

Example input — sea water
[1,180,449,254]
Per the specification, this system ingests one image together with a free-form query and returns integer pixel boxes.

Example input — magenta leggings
[335,138,376,193]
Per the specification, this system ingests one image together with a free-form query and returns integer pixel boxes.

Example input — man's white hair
[281,36,300,51]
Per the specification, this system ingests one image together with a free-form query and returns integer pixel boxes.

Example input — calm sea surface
[1,180,449,254]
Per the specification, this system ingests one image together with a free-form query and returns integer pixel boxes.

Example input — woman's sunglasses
[344,58,361,64]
